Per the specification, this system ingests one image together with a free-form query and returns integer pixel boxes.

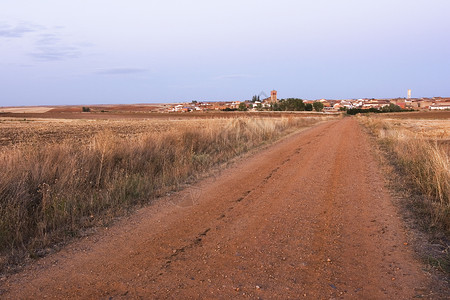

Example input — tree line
[231,98,324,112]
[346,103,413,115]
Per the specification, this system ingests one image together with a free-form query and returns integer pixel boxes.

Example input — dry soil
[0,118,443,299]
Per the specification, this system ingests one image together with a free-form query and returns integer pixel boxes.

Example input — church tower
[270,90,277,102]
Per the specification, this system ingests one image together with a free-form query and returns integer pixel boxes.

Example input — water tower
[407,89,411,99]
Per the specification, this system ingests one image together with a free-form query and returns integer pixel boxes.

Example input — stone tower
[270,90,277,102]
[407,89,411,99]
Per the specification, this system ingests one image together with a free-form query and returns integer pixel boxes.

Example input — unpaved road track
[1,118,440,299]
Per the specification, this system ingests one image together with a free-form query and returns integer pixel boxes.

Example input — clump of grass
[0,116,325,271]
[360,116,450,232]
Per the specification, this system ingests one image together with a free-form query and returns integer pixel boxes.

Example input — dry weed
[360,116,450,231]
[0,116,329,270]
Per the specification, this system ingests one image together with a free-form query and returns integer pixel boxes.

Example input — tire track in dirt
[1,118,439,299]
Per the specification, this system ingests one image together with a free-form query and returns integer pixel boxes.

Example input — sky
[1,0,449,106]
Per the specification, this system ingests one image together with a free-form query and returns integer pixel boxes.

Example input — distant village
[159,90,450,113]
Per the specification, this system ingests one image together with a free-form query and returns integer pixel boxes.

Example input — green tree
[275,98,305,111]
[313,101,324,112]
[238,102,248,111]
[305,103,313,111]
[251,95,260,102]
[271,102,280,111]
[381,103,402,112]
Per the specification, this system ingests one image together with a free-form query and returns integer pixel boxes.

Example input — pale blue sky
[1,0,449,106]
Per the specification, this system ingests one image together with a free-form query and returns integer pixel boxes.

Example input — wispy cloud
[0,22,41,38]
[96,68,148,75]
[30,46,81,61]
[28,31,84,61]
[0,22,88,62]
[29,30,89,61]
[213,74,252,80]
[35,33,61,45]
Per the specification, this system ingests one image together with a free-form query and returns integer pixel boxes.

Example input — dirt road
[1,118,438,299]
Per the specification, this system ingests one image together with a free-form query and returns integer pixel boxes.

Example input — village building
[429,103,450,110]
[262,90,278,104]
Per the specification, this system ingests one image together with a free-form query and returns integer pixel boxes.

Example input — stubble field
[0,112,334,272]
[359,111,450,233]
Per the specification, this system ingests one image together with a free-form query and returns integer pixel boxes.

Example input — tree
[305,103,313,111]
[82,107,91,112]
[381,103,402,112]
[271,102,280,111]
[238,102,248,111]
[275,98,305,111]
[313,101,324,112]
[251,95,260,102]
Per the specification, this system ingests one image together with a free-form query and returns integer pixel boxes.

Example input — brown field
[2,112,450,298]
[48,104,164,113]
[0,107,54,113]
[359,114,450,231]
[0,118,227,150]
[385,110,450,119]
[0,111,331,150]
[0,110,330,120]
[3,117,448,298]
[0,112,336,273]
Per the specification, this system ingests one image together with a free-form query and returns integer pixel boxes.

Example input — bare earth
[1,118,440,299]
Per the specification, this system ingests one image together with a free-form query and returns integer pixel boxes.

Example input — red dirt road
[1,118,438,299]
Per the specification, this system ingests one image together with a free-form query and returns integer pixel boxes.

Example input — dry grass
[0,116,330,270]
[359,116,450,232]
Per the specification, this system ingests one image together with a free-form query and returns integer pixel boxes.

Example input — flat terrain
[1,118,444,299]
[0,107,54,113]
[0,110,329,121]
[0,118,228,149]
[387,111,450,119]
[0,113,330,150]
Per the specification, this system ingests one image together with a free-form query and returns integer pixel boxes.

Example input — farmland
[359,111,450,232]
[0,112,334,272]
[4,116,448,299]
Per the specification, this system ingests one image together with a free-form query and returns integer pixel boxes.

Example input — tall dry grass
[360,117,450,231]
[0,116,324,268]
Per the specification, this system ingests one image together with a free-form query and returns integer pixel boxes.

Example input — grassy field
[0,114,334,272]
[359,112,450,233]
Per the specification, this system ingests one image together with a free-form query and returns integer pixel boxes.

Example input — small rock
[256,285,261,290]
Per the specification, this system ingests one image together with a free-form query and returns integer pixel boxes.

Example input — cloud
[0,23,40,38]
[30,46,81,61]
[214,74,252,80]
[35,33,61,45]
[96,68,148,75]
[28,29,89,61]
[0,22,87,62]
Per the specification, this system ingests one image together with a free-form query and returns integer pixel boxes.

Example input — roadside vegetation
[346,104,413,115]
[231,98,325,112]
[0,116,330,271]
[359,115,450,233]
